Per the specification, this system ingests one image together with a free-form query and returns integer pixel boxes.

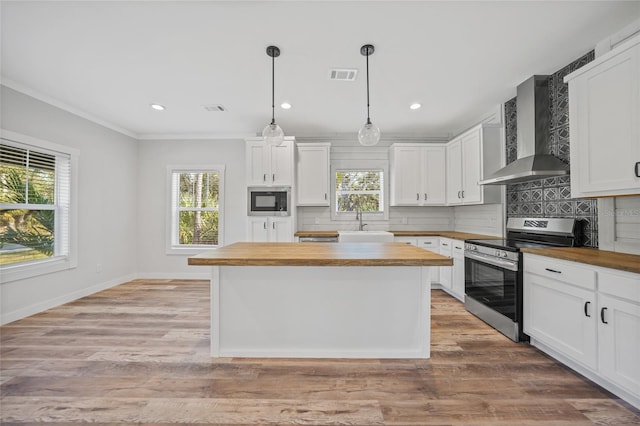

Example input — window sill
[166,245,220,256]
[0,256,77,284]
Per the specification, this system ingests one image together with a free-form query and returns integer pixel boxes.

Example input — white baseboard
[135,272,210,280]
[1,273,137,325]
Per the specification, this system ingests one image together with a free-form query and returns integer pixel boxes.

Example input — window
[0,131,78,282]
[168,166,224,253]
[335,170,384,214]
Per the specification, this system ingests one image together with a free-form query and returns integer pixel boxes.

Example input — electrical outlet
[96,264,102,273]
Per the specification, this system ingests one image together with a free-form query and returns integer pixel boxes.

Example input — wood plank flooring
[1,279,639,425]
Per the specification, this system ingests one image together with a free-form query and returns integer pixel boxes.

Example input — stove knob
[467,245,477,251]
[499,251,508,258]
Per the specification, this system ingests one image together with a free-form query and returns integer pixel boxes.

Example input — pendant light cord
[365,50,371,125]
[271,52,276,126]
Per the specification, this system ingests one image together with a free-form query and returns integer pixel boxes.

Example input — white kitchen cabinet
[445,124,501,206]
[524,255,598,370]
[394,237,440,284]
[565,35,640,198]
[246,138,294,186]
[451,240,465,301]
[296,143,330,206]
[247,216,293,242]
[390,144,447,206]
[598,269,640,399]
[524,253,640,409]
[438,238,453,291]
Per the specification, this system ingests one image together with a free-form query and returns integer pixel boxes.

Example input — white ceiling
[2,1,639,140]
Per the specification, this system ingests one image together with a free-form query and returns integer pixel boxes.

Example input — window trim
[330,159,389,222]
[166,165,225,255]
[0,129,79,284]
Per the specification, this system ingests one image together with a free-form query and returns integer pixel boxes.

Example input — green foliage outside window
[335,170,383,213]
[176,172,219,246]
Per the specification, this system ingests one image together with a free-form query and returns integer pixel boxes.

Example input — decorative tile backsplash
[505,50,598,247]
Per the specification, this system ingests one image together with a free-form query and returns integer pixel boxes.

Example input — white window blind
[335,169,384,213]
[1,140,71,266]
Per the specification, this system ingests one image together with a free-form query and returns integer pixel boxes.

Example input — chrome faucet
[355,205,367,231]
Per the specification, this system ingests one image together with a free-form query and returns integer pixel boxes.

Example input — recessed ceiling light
[280,102,292,110]
[150,103,166,111]
[410,103,422,110]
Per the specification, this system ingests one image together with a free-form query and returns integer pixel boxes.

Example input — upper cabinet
[446,124,502,206]
[565,35,640,198]
[296,143,330,206]
[246,138,294,186]
[390,144,447,206]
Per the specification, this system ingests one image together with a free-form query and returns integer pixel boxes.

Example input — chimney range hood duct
[479,75,569,185]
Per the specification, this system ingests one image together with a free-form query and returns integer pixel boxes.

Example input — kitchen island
[189,242,452,359]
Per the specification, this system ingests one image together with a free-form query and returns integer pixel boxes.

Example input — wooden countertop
[188,242,454,267]
[294,230,500,240]
[521,247,640,275]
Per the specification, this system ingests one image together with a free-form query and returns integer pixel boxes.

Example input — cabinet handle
[424,242,432,245]
[545,268,562,274]
[424,193,427,201]
[584,301,591,317]
[457,190,461,199]
[272,173,275,182]
[442,243,449,247]
[324,193,327,200]
[272,222,275,230]
[263,173,267,182]
[263,222,267,229]
[416,193,420,201]
[600,307,608,324]
[635,162,640,178]
[461,190,464,199]
[455,246,462,249]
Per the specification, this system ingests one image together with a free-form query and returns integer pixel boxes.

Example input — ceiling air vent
[202,104,227,112]
[329,68,358,81]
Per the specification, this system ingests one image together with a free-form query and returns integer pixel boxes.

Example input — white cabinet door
[423,146,447,205]
[461,131,483,204]
[271,142,293,186]
[524,272,597,370]
[390,145,423,205]
[246,142,270,186]
[296,143,330,206]
[446,141,463,205]
[598,293,640,397]
[247,217,293,242]
[247,217,269,242]
[567,42,640,197]
[269,217,293,242]
[439,238,453,290]
[450,240,465,301]
[246,140,293,186]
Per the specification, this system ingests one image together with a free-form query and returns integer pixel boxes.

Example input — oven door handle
[465,251,519,272]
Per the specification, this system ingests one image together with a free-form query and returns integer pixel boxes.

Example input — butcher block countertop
[521,247,640,275]
[188,242,453,267]
[294,230,500,240]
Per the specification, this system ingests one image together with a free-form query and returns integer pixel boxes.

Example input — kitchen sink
[338,231,394,243]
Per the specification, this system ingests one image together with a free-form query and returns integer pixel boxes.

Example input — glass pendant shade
[262,122,285,146]
[358,121,380,146]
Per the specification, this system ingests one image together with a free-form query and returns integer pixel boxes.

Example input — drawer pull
[584,301,591,318]
[545,268,562,274]
[442,243,449,247]
[635,162,640,178]
[600,307,608,324]
[417,193,420,201]
[455,246,462,250]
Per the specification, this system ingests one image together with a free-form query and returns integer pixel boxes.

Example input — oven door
[464,251,520,321]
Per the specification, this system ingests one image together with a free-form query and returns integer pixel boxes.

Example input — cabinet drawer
[452,240,465,258]
[418,237,438,250]
[439,238,452,254]
[598,269,640,303]
[524,254,596,290]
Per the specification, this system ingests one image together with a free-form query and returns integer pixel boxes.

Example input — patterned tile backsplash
[505,50,598,247]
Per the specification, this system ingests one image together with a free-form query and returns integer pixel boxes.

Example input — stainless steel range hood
[479,75,569,185]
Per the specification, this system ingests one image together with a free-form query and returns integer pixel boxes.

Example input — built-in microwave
[247,187,291,216]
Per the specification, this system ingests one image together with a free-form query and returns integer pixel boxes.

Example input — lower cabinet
[247,217,293,242]
[451,241,465,301]
[524,253,640,409]
[394,237,440,284]
[438,238,453,291]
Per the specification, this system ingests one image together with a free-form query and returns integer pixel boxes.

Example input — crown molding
[1,77,139,139]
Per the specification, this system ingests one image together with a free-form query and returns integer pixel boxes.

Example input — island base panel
[211,266,430,358]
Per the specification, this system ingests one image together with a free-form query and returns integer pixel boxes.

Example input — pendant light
[262,45,285,146]
[358,44,380,146]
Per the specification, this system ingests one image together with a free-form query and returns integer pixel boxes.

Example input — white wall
[1,86,138,324]
[136,138,246,278]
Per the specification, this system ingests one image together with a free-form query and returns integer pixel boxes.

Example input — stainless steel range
[464,217,581,342]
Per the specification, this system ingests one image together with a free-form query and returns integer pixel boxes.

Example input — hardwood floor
[1,279,639,425]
